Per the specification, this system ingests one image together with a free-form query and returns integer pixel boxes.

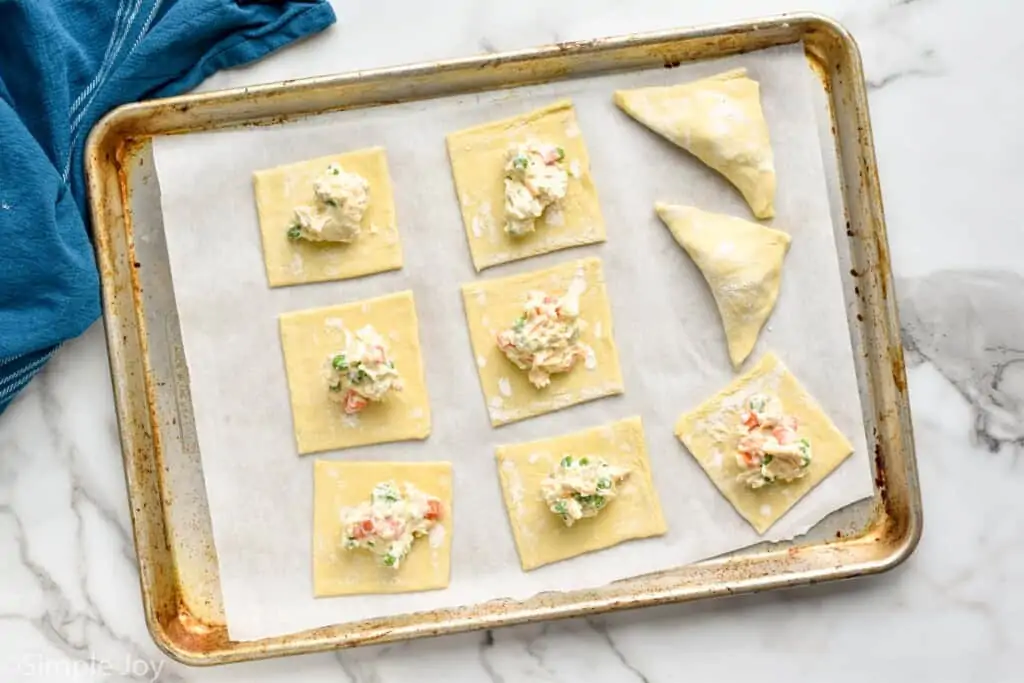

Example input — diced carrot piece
[424,499,442,521]
[773,425,797,445]
[343,391,368,414]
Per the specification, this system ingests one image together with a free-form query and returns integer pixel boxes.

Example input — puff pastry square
[446,100,607,271]
[278,291,431,455]
[460,257,624,426]
[313,460,452,596]
[495,416,667,570]
[253,147,402,287]
[674,353,854,534]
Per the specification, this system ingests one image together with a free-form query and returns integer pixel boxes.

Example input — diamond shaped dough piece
[655,203,790,367]
[495,416,667,570]
[614,69,776,219]
[674,353,854,534]
[313,460,452,596]
[446,100,607,271]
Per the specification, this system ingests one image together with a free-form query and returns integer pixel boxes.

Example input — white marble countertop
[2,0,1021,680]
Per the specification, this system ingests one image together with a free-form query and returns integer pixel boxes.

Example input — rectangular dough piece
[253,147,402,287]
[446,100,607,271]
[495,416,667,571]
[460,257,624,426]
[313,460,452,597]
[674,352,855,534]
[279,291,431,455]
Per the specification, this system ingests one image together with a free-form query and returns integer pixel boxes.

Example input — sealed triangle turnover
[655,203,790,366]
[615,69,776,219]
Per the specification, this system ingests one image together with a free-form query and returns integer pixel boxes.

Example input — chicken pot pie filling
[540,455,630,527]
[495,275,595,389]
[339,481,443,569]
[287,163,370,243]
[327,324,403,415]
[503,142,569,236]
[735,393,812,489]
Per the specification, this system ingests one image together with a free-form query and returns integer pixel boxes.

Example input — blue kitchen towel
[0,0,335,412]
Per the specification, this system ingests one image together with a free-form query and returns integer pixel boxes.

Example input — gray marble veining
[900,270,1024,452]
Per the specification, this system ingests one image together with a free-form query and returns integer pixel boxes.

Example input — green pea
[579,457,589,466]
[332,354,348,371]
[560,455,573,467]
[596,477,611,490]
[383,553,397,567]
[555,147,565,161]
[287,225,303,241]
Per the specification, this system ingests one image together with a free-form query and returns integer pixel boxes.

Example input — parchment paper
[153,44,873,642]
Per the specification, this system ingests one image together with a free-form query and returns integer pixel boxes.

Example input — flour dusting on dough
[502,460,525,507]
[710,450,724,470]
[715,241,737,258]
[471,213,486,238]
[342,414,361,428]
[498,377,513,397]
[545,206,565,227]
[428,524,446,549]
[476,355,487,368]
[324,317,345,330]
[471,201,494,239]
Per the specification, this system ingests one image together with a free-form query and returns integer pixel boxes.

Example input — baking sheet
[152,43,873,642]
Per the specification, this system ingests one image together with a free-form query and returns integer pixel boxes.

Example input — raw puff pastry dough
[674,352,854,534]
[313,460,452,596]
[253,147,402,287]
[495,416,667,570]
[278,291,431,455]
[656,203,790,367]
[460,257,624,426]
[614,69,776,219]
[446,100,607,271]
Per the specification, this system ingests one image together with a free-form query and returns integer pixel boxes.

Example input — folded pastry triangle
[615,69,776,219]
[655,203,790,366]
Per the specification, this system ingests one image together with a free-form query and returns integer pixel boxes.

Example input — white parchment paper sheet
[153,44,873,642]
